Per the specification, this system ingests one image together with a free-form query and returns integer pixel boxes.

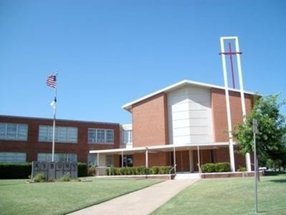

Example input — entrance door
[120,155,133,167]
[176,151,190,172]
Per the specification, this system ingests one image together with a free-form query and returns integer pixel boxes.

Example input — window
[106,130,114,143]
[106,155,113,167]
[123,130,132,144]
[88,154,97,166]
[0,123,28,141]
[38,126,78,143]
[0,152,26,163]
[37,153,77,162]
[88,128,114,144]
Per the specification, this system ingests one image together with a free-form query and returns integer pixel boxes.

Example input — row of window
[0,152,77,163]
[0,152,113,166]
[0,123,114,144]
[0,123,28,141]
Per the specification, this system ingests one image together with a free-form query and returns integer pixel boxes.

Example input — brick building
[0,115,121,164]
[91,80,256,172]
[1,79,256,173]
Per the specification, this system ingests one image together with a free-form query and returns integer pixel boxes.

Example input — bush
[237,166,247,172]
[201,163,216,173]
[59,173,71,182]
[215,162,231,172]
[201,162,230,173]
[88,166,96,176]
[78,163,88,177]
[0,163,32,179]
[105,166,171,176]
[33,172,46,182]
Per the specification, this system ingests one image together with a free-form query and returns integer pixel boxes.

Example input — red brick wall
[0,115,120,163]
[133,152,169,167]
[132,93,169,147]
[211,89,254,142]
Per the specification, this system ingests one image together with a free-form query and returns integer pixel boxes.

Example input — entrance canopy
[90,142,231,174]
[89,142,230,155]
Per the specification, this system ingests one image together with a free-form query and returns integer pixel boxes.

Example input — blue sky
[0,0,285,123]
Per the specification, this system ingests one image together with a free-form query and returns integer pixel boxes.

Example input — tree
[234,95,286,169]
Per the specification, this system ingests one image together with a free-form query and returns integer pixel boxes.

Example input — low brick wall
[95,174,173,180]
[200,171,262,179]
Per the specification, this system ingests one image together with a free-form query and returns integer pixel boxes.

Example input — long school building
[0,80,256,172]
[0,116,121,165]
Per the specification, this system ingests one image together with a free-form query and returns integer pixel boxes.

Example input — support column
[97,153,100,166]
[145,148,149,168]
[189,150,194,172]
[173,147,176,173]
[121,151,124,167]
[197,146,201,173]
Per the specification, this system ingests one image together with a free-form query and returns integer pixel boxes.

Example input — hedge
[0,163,88,179]
[201,162,231,173]
[0,163,32,179]
[78,163,88,177]
[106,166,171,176]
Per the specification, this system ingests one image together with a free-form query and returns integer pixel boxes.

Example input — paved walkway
[68,179,199,215]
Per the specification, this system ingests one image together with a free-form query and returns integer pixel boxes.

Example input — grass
[152,173,286,215]
[0,178,162,215]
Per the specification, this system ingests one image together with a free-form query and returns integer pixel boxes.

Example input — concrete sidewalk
[68,179,199,215]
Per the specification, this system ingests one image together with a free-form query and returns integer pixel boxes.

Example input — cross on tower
[219,43,242,88]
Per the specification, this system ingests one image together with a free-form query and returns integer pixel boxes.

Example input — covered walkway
[90,142,230,174]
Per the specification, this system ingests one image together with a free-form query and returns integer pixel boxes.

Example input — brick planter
[200,171,262,179]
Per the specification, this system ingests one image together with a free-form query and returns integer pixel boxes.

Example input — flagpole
[51,73,58,162]
[51,87,57,162]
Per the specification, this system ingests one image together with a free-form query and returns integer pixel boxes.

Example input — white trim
[89,142,230,155]
[122,79,255,111]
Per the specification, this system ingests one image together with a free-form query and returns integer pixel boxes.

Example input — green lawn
[152,173,286,215]
[0,178,161,215]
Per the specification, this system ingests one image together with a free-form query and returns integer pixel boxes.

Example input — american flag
[46,75,56,88]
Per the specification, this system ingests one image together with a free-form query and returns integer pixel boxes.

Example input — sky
[0,0,286,124]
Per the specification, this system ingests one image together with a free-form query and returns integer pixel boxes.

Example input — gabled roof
[122,79,256,112]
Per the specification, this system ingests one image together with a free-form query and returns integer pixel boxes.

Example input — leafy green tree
[234,95,286,168]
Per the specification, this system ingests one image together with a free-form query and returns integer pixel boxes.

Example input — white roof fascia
[122,79,256,111]
[89,142,231,154]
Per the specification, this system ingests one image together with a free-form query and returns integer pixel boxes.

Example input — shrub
[59,173,71,182]
[105,166,171,175]
[0,163,32,179]
[151,166,160,174]
[88,166,96,176]
[33,172,46,182]
[201,163,216,173]
[78,163,88,177]
[201,162,230,173]
[215,162,231,172]
[237,166,247,172]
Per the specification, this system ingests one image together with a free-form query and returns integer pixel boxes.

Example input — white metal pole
[220,37,236,172]
[197,145,201,173]
[234,37,252,172]
[51,86,57,162]
[173,147,176,173]
[253,119,258,213]
[121,151,124,167]
[51,112,56,162]
[145,148,149,168]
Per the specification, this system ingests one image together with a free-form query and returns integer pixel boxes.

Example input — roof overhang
[89,142,231,155]
[122,79,256,112]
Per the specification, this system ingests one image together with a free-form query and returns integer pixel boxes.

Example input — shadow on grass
[259,207,286,214]
[269,179,286,183]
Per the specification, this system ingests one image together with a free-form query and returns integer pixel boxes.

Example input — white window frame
[0,123,28,141]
